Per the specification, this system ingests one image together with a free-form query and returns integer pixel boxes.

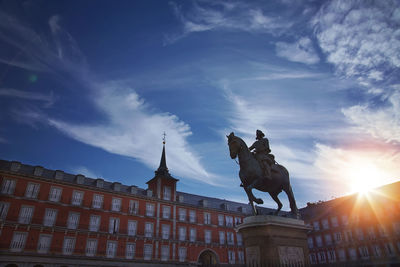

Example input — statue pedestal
[236,215,310,266]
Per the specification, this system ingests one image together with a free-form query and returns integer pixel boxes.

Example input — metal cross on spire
[162,132,166,144]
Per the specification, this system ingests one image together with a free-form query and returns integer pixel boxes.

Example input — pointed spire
[155,132,171,177]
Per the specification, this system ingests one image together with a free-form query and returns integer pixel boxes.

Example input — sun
[347,163,384,195]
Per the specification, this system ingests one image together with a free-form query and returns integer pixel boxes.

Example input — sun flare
[346,162,386,194]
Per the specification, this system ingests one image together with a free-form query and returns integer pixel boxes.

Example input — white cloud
[166,2,292,44]
[312,0,400,80]
[342,91,400,143]
[275,37,320,64]
[71,166,101,178]
[0,88,55,107]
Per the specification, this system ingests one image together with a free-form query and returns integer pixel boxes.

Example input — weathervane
[163,132,166,145]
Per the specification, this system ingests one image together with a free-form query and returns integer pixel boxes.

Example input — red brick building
[301,182,400,266]
[0,144,262,267]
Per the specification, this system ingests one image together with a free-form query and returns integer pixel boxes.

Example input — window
[235,217,242,226]
[238,251,245,264]
[341,215,348,225]
[179,226,186,241]
[89,215,101,232]
[37,234,52,254]
[1,179,16,195]
[218,214,224,226]
[219,231,225,244]
[331,216,339,227]
[204,212,211,224]
[126,243,135,259]
[128,200,139,214]
[315,235,323,247]
[145,222,153,238]
[372,244,381,257]
[10,232,27,252]
[338,249,346,261]
[163,186,171,200]
[106,241,117,258]
[86,239,97,256]
[228,250,235,264]
[143,244,152,260]
[178,247,187,262]
[25,182,40,199]
[237,233,243,246]
[18,206,34,224]
[307,237,314,248]
[226,216,233,227]
[109,217,119,234]
[146,203,155,217]
[309,253,317,264]
[359,246,369,259]
[378,226,388,237]
[356,228,364,240]
[367,226,376,239]
[162,206,171,219]
[190,228,196,242]
[127,220,137,236]
[92,194,103,209]
[392,221,400,235]
[162,224,170,239]
[313,221,320,231]
[348,248,357,260]
[67,212,80,229]
[0,202,10,220]
[179,208,186,221]
[189,210,196,223]
[327,249,336,262]
[384,242,395,256]
[62,237,75,255]
[318,252,326,263]
[48,187,62,202]
[111,198,121,212]
[161,245,169,261]
[324,234,332,245]
[345,230,353,242]
[71,191,84,206]
[227,232,234,245]
[322,218,329,229]
[43,209,57,227]
[205,230,211,244]
[334,232,342,243]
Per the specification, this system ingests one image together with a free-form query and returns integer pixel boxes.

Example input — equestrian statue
[227,130,299,217]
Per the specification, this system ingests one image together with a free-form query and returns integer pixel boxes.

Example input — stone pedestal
[236,215,310,267]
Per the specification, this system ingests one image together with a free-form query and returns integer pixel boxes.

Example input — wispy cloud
[71,166,101,179]
[0,88,55,107]
[165,1,292,44]
[0,11,223,186]
[312,0,400,144]
[275,37,320,64]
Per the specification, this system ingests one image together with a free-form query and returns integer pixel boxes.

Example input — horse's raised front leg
[246,179,264,205]
[269,192,282,215]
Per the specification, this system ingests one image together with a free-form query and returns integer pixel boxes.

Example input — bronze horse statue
[227,132,299,217]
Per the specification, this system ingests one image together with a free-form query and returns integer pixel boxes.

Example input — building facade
[0,144,259,267]
[301,183,400,266]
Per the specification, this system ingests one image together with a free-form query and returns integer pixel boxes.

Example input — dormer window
[163,186,171,201]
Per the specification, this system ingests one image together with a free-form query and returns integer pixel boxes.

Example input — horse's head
[227,132,242,159]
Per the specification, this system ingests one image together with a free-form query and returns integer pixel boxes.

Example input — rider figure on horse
[249,130,274,180]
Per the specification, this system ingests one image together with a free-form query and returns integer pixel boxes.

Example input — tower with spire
[146,133,178,201]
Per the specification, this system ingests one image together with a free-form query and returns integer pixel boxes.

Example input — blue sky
[1,0,400,210]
